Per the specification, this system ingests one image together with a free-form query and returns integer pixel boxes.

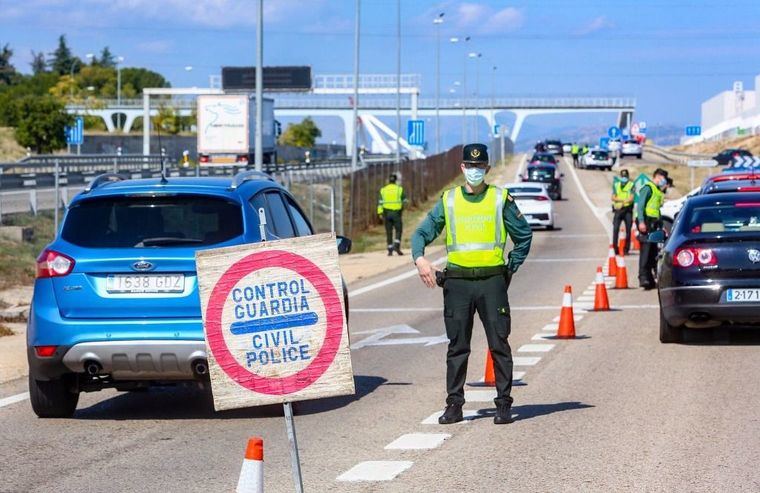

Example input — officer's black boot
[494,401,515,425]
[394,241,404,256]
[438,403,463,424]
[387,246,393,256]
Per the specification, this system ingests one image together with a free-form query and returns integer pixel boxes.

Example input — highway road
[2,156,760,492]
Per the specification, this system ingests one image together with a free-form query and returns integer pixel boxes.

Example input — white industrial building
[687,74,760,143]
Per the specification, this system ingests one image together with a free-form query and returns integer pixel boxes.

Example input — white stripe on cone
[562,292,573,307]
[236,459,263,493]
[616,256,626,268]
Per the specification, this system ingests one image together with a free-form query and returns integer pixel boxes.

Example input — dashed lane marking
[552,315,583,322]
[531,333,554,341]
[385,433,451,450]
[577,296,594,301]
[513,356,542,366]
[349,257,447,298]
[541,323,559,332]
[465,389,498,402]
[0,392,29,409]
[337,461,414,482]
[518,344,555,353]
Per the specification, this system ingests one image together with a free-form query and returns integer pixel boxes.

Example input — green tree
[120,67,170,95]
[13,96,72,153]
[95,46,116,68]
[278,117,322,148]
[153,105,181,135]
[0,43,16,85]
[49,35,79,75]
[30,50,47,74]
[0,72,59,126]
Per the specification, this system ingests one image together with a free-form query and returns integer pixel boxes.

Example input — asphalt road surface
[2,156,760,492]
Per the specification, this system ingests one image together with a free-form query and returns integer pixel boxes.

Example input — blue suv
[28,171,350,418]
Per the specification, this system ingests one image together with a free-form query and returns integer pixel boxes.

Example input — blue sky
[1,0,759,146]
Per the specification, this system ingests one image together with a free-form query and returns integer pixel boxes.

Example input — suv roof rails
[229,170,273,190]
[84,173,128,193]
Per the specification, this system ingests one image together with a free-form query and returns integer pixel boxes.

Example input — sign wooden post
[196,215,353,492]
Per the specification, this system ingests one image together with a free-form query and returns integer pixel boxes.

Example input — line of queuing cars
[657,166,760,343]
[506,146,565,230]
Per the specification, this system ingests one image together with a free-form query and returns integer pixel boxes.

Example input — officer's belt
[445,265,506,279]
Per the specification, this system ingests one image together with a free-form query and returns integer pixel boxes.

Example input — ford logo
[132,260,154,271]
[749,249,760,264]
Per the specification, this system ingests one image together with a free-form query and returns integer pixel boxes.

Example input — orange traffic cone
[484,351,495,386]
[618,230,627,256]
[593,266,610,311]
[237,437,264,493]
[631,230,641,251]
[556,285,576,339]
[607,244,618,277]
[614,256,629,289]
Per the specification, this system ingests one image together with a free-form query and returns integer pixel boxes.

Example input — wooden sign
[196,233,354,411]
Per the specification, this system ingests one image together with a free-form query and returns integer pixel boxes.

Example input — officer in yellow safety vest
[377,174,406,256]
[411,143,533,425]
[571,143,580,167]
[637,168,672,289]
[611,169,635,255]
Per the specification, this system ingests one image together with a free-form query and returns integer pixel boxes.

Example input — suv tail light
[199,155,209,163]
[674,247,717,268]
[36,249,75,278]
[34,346,58,357]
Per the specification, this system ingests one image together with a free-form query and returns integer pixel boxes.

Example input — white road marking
[421,409,480,424]
[532,333,554,340]
[352,305,583,313]
[525,257,602,263]
[337,461,414,482]
[351,324,419,349]
[384,433,451,450]
[0,392,29,409]
[513,356,541,366]
[563,156,612,238]
[514,371,526,380]
[577,296,594,301]
[541,323,559,332]
[465,389,498,402]
[349,257,446,298]
[552,315,583,322]
[518,344,555,353]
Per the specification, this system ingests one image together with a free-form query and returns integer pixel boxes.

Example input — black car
[544,140,564,156]
[713,148,752,166]
[657,192,760,343]
[529,152,559,166]
[523,164,562,200]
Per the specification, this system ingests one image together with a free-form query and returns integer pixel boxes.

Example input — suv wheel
[29,374,79,418]
[659,309,681,344]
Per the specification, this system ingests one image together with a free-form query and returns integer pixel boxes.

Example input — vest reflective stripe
[613,181,634,209]
[378,184,403,212]
[443,186,507,267]
[643,181,664,218]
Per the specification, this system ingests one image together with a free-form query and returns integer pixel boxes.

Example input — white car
[581,149,613,170]
[505,182,555,229]
[562,143,573,153]
[620,139,642,159]
[661,187,701,226]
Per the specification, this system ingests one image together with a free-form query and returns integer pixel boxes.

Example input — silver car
[620,139,642,159]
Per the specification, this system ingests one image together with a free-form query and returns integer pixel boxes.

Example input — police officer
[637,168,672,289]
[412,144,533,425]
[571,142,579,167]
[378,174,406,256]
[611,169,634,255]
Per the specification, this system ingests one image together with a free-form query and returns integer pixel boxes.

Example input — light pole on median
[395,0,401,164]
[433,13,444,155]
[351,0,361,173]
[116,56,124,132]
[468,52,481,142]
[254,0,264,171]
[450,36,469,145]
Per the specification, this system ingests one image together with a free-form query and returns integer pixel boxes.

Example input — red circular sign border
[205,250,344,395]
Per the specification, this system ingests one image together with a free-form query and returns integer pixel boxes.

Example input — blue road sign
[65,116,84,145]
[621,127,630,138]
[407,119,425,146]
[685,125,702,137]
[600,137,610,150]
[608,126,621,139]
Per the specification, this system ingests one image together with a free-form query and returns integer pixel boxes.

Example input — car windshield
[624,140,638,145]
[531,154,556,163]
[62,195,244,248]
[686,203,760,234]
[591,151,608,159]
[527,167,555,180]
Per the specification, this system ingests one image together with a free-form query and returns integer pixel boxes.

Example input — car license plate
[726,288,760,302]
[106,274,185,293]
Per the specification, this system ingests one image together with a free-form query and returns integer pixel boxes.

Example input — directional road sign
[608,126,621,139]
[687,159,718,168]
[65,116,84,145]
[685,125,702,137]
[407,119,425,146]
[195,233,354,410]
[599,137,610,150]
[728,156,760,169]
[639,121,647,132]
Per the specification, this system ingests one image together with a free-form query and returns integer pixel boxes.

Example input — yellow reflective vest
[378,183,404,214]
[613,180,634,210]
[643,181,665,219]
[443,185,507,268]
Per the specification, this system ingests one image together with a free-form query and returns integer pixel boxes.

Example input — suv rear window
[62,195,243,248]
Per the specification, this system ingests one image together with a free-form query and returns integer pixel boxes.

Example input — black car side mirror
[648,230,666,244]
[337,235,352,255]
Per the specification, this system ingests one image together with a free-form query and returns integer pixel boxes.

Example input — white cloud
[454,3,524,34]
[575,16,615,36]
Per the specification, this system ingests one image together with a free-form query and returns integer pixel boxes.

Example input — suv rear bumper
[62,340,207,380]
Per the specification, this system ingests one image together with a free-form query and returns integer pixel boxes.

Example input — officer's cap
[620,169,629,178]
[462,143,489,164]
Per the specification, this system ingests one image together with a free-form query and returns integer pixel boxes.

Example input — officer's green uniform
[411,144,532,411]
[378,179,406,255]
[612,179,634,255]
[636,172,668,287]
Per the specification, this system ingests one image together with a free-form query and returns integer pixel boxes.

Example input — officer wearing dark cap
[611,169,634,255]
[411,143,533,425]
[637,167,672,289]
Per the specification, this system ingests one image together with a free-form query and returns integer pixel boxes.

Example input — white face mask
[464,167,486,186]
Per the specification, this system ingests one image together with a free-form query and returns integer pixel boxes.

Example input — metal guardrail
[644,144,712,164]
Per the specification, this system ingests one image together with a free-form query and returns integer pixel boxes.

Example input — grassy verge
[0,212,56,290]
[615,160,717,198]
[0,127,27,162]
[0,324,13,337]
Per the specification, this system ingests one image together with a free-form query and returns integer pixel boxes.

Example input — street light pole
[351,0,360,173]
[116,56,124,132]
[469,52,481,142]
[395,0,401,165]
[254,0,264,171]
[433,13,444,155]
